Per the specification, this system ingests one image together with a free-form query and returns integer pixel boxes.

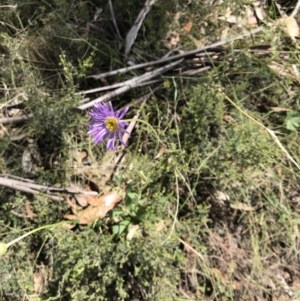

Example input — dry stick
[87,51,219,79]
[0,27,263,124]
[0,176,98,195]
[119,93,149,147]
[0,114,33,126]
[108,0,122,40]
[114,91,152,166]
[79,53,216,95]
[0,178,63,201]
[0,176,97,201]
[180,66,211,75]
[78,59,183,110]
[78,77,161,95]
[88,27,263,79]
[1,64,206,125]
[162,171,180,244]
[124,0,158,56]
[78,97,90,104]
[0,174,35,183]
[97,92,154,182]
[118,107,142,152]
[291,0,300,17]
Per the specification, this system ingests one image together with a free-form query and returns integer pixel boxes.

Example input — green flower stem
[0,221,68,256]
[122,118,162,145]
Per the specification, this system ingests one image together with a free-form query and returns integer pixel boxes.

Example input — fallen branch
[88,27,262,79]
[0,175,98,202]
[124,0,158,56]
[0,114,33,126]
[78,59,183,110]
[291,0,300,17]
[0,27,263,124]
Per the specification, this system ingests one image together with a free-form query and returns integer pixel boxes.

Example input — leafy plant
[111,183,149,236]
[285,110,300,131]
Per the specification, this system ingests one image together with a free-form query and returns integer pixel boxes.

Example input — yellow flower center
[105,117,119,132]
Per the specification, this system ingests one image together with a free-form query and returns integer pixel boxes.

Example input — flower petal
[116,106,129,119]
[106,134,116,150]
[88,101,129,149]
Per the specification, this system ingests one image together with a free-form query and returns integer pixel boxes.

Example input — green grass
[1,0,300,300]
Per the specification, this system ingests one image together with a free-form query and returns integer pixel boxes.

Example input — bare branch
[291,0,300,17]
[0,114,33,126]
[78,59,183,110]
[108,0,122,40]
[89,27,262,79]
[0,27,263,125]
[124,0,158,56]
[0,176,98,202]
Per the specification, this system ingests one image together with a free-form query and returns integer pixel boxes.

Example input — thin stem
[6,221,68,248]
[122,118,162,146]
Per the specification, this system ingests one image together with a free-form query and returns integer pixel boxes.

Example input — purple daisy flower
[88,101,129,150]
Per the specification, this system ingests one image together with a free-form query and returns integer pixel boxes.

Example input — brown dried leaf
[34,272,44,294]
[155,220,165,232]
[162,31,180,49]
[25,201,37,220]
[284,16,299,39]
[219,15,239,24]
[74,194,89,207]
[230,202,256,211]
[68,183,97,207]
[182,21,192,33]
[277,16,299,41]
[126,225,140,240]
[154,144,167,159]
[268,61,299,82]
[64,190,124,225]
[223,114,236,123]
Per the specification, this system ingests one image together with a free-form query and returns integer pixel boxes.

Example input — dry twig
[108,0,122,40]
[291,0,300,17]
[124,0,158,56]
[0,175,97,201]
[0,27,263,124]
[89,27,262,79]
[78,59,183,110]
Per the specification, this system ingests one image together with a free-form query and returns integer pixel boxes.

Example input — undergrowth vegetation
[1,0,300,300]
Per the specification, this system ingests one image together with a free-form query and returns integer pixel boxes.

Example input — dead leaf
[64,190,124,225]
[223,114,236,123]
[155,220,165,232]
[182,21,192,33]
[68,183,97,207]
[126,225,140,240]
[230,202,256,211]
[33,264,47,294]
[219,15,239,24]
[162,31,180,49]
[34,271,44,294]
[74,193,94,207]
[277,16,299,41]
[25,201,37,220]
[268,61,299,81]
[253,5,266,21]
[154,144,167,159]
[284,16,299,39]
[213,190,230,202]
